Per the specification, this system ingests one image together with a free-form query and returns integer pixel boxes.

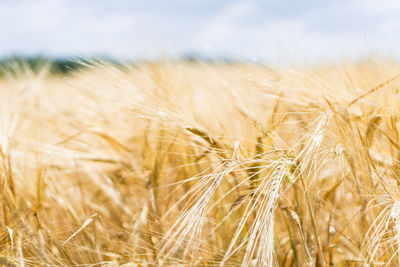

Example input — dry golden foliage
[0,60,400,266]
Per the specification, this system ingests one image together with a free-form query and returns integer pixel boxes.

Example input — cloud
[0,0,400,64]
[188,0,400,64]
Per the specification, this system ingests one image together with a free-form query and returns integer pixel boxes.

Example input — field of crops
[1,59,400,266]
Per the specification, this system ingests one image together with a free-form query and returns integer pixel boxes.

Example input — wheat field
[1,59,400,266]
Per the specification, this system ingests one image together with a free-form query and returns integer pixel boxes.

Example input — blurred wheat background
[0,59,399,266]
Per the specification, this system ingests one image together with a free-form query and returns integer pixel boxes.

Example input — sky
[1,0,400,65]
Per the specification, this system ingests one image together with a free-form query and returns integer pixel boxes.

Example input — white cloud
[0,0,400,64]
[188,0,400,64]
